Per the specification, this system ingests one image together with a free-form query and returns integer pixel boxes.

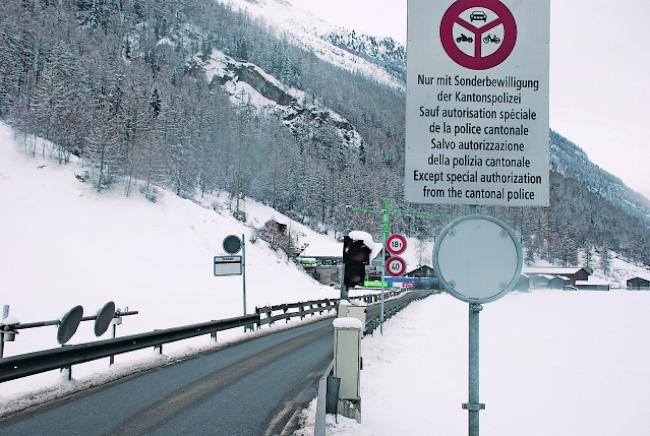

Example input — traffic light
[343,236,372,287]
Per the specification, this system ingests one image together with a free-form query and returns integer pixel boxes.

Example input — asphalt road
[0,291,431,436]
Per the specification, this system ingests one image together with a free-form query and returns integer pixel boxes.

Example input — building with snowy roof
[523,266,590,286]
[627,277,650,290]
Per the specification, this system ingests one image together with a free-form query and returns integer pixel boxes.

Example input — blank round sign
[433,215,522,304]
[94,301,116,337]
[57,305,84,345]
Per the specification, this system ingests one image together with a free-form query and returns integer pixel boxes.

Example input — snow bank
[313,290,650,436]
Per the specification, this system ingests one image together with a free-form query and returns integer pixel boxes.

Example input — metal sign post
[215,234,247,329]
[0,305,8,359]
[380,200,390,335]
[242,233,247,319]
[464,303,484,436]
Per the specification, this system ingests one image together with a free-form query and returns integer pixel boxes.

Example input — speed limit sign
[386,256,407,277]
[386,234,407,255]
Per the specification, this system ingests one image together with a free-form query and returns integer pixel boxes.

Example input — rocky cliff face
[204,50,364,152]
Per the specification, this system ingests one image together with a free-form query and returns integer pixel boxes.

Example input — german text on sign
[406,0,550,207]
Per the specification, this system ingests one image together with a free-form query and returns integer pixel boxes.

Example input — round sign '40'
[386,256,407,277]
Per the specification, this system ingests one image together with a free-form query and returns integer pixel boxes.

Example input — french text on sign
[405,0,550,207]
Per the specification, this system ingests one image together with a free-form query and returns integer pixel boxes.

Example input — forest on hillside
[0,0,648,269]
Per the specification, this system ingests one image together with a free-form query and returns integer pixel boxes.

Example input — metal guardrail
[352,289,406,305]
[0,295,351,384]
[0,314,258,383]
[256,299,338,326]
[254,291,407,327]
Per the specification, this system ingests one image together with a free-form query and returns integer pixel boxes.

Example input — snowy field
[0,123,350,407]
[300,290,650,436]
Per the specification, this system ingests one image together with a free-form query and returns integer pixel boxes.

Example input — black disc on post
[223,235,242,255]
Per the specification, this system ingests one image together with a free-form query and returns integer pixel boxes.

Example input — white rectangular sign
[214,256,242,276]
[405,0,550,206]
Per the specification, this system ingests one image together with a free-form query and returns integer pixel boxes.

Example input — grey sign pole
[242,234,247,318]
[0,305,8,358]
[380,236,386,335]
[463,303,485,436]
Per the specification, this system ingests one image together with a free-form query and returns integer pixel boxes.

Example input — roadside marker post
[0,305,9,359]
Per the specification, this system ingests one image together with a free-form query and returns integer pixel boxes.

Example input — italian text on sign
[405,0,550,206]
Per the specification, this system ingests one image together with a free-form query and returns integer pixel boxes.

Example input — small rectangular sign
[405,0,550,207]
[213,256,242,276]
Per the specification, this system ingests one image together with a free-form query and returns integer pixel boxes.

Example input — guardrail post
[211,331,218,342]
[61,343,72,382]
[0,305,8,359]
[109,315,122,366]
[300,304,305,320]
[154,343,163,354]
[284,305,289,323]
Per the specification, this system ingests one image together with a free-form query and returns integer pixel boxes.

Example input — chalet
[627,277,650,290]
[530,274,554,288]
[523,266,590,286]
[403,265,438,289]
[549,276,571,290]
[405,265,435,278]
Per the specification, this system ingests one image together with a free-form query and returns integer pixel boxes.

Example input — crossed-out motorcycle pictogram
[440,0,517,70]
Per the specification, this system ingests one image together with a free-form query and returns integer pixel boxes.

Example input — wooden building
[405,265,435,278]
[523,266,590,286]
[627,277,650,290]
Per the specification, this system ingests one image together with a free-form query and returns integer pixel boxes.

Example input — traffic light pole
[380,235,386,335]
[379,199,390,335]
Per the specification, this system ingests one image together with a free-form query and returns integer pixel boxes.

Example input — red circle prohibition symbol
[440,0,517,70]
[386,256,407,277]
[386,234,407,256]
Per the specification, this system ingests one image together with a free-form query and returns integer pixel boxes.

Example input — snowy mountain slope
[204,49,364,150]
[0,122,345,398]
[218,0,404,90]
[550,131,650,222]
[325,30,407,82]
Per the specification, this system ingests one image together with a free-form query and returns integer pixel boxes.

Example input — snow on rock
[204,49,364,150]
[332,317,363,330]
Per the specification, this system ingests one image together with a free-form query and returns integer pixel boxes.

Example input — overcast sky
[291,0,650,199]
